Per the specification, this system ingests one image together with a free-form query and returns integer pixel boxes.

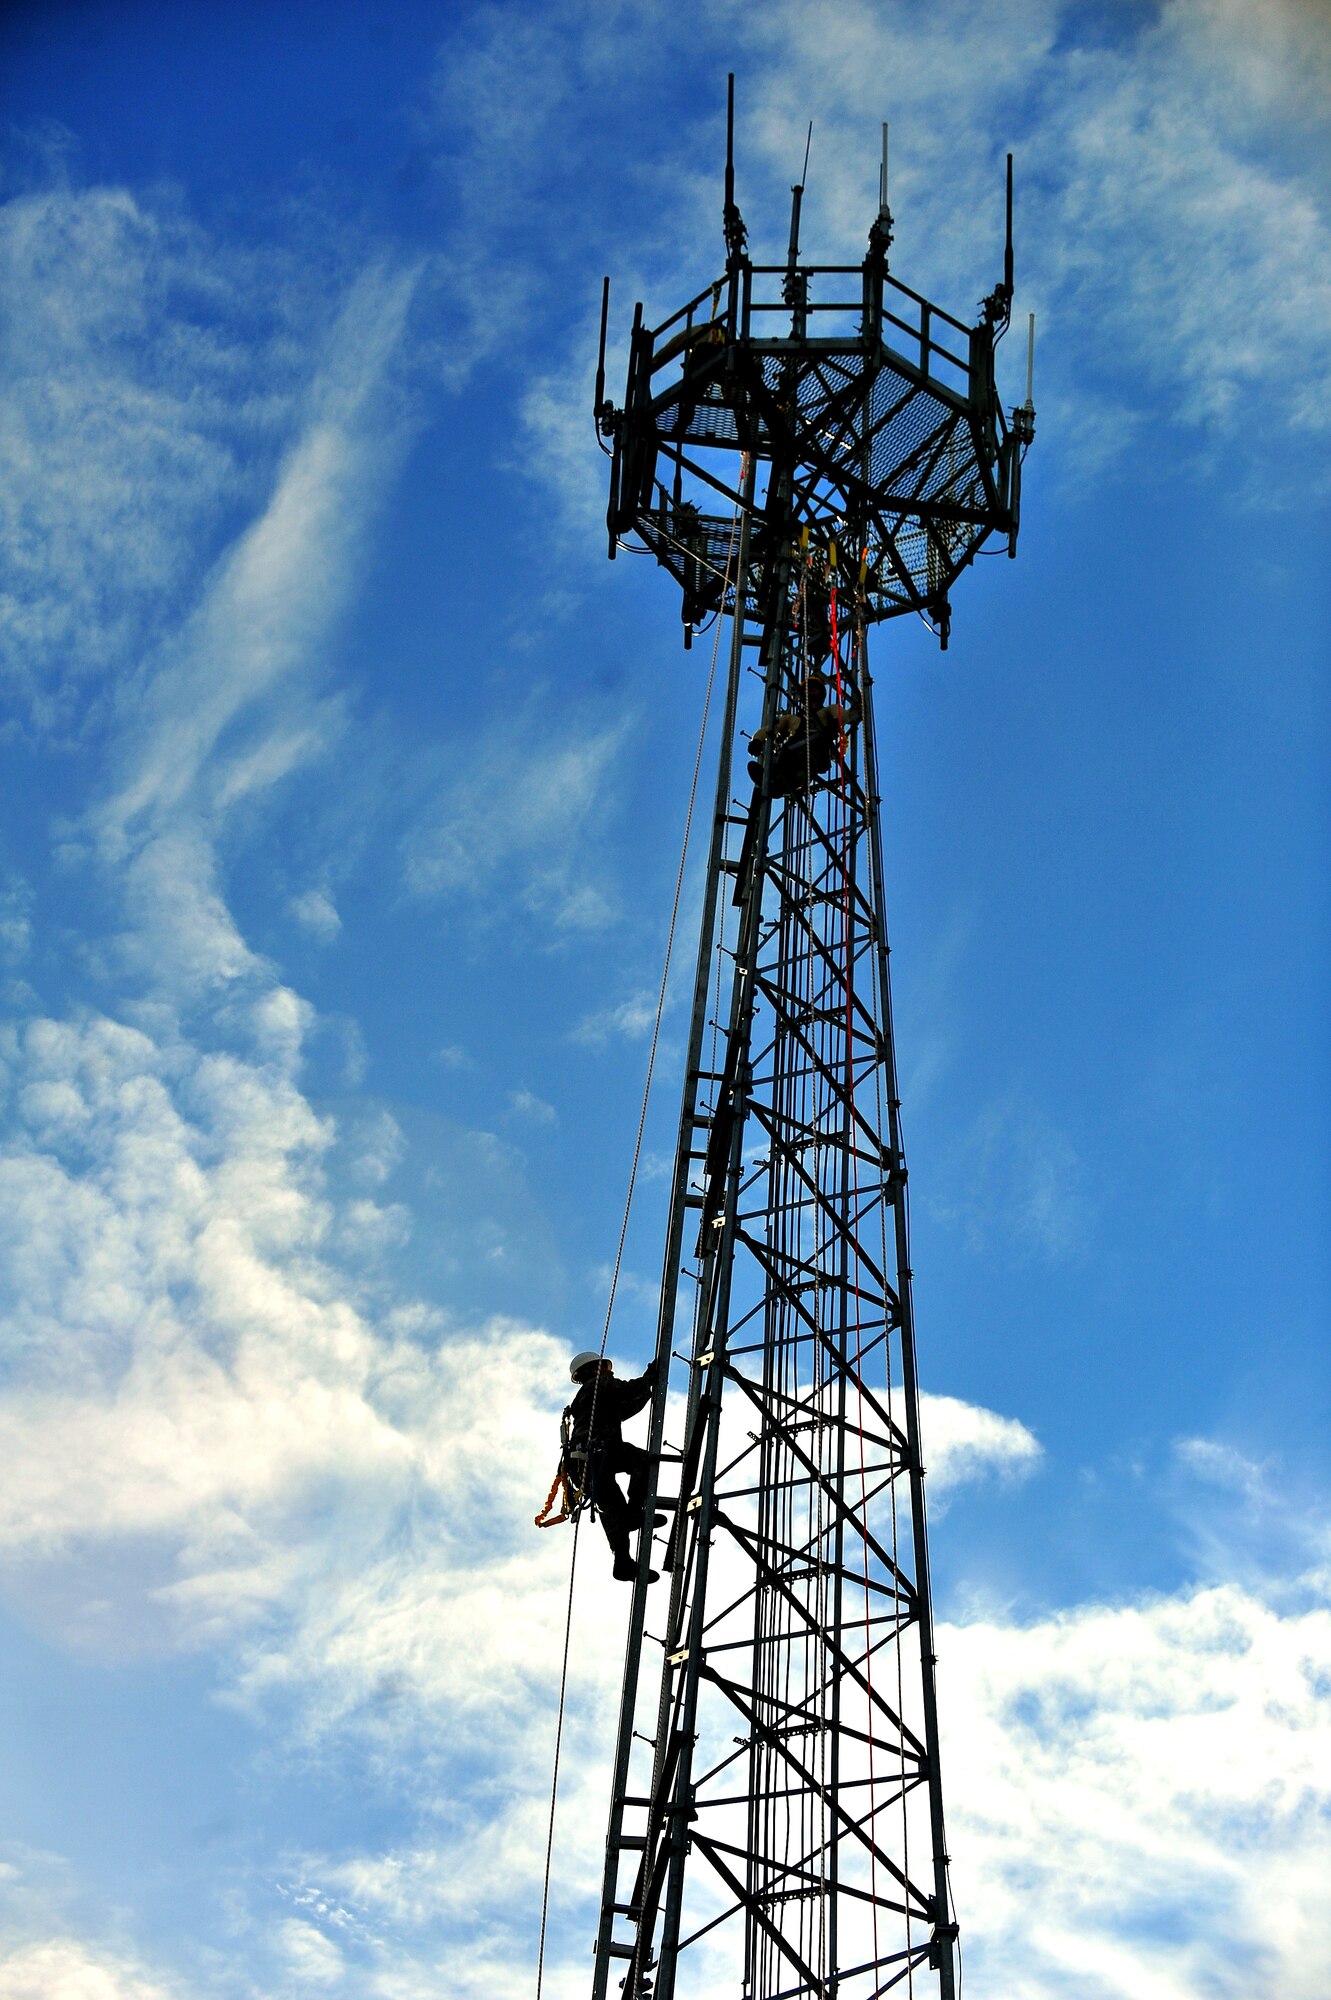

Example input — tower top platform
[599,122,1035,648]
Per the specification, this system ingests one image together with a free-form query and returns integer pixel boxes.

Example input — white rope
[534,501,742,1998]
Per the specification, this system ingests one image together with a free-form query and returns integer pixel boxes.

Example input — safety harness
[533,1405,599,1529]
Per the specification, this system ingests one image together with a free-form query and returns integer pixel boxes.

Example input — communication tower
[588,83,1034,2000]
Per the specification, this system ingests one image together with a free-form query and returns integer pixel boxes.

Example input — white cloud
[0,1005,414,1649]
[0,877,32,965]
[942,1573,1331,1998]
[0,1937,178,1999]
[291,887,342,940]
[337,1198,412,1261]
[1,171,423,1033]
[921,1389,1042,1493]
[433,1043,473,1070]
[507,1088,557,1126]
[1175,1435,1269,1498]
[115,828,259,997]
[0,1000,575,1694]
[344,1109,407,1188]
[276,1918,345,1987]
[1170,1434,1328,1594]
[571,989,657,1047]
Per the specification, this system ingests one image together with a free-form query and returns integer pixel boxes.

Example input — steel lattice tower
[588,89,1034,2000]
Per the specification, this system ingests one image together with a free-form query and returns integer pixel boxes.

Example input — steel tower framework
[589,93,1033,2000]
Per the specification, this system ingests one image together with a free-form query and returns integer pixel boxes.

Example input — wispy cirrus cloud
[98,260,419,853]
[402,703,631,934]
[2,165,425,1029]
[0,181,307,735]
[571,988,658,1047]
[930,1087,1093,1262]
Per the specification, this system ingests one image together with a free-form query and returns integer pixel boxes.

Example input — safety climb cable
[534,496,743,2000]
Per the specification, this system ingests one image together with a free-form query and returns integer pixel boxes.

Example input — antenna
[801,119,813,190]
[1004,151,1014,299]
[723,72,747,262]
[869,118,893,262]
[787,184,804,266]
[594,274,610,425]
[1024,309,1036,410]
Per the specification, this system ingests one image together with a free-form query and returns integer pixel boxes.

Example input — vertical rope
[534,502,741,2000]
[534,1510,582,2000]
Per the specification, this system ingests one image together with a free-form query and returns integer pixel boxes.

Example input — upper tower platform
[598,95,1035,649]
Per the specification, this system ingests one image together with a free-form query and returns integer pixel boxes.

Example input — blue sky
[0,1,1327,1996]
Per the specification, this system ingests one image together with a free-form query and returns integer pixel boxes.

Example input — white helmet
[570,1350,603,1382]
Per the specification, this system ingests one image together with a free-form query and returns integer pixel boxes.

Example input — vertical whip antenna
[723,72,747,262]
[595,274,610,424]
[870,117,893,259]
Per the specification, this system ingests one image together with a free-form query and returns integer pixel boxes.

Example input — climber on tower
[747,666,861,796]
[564,1351,664,1584]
